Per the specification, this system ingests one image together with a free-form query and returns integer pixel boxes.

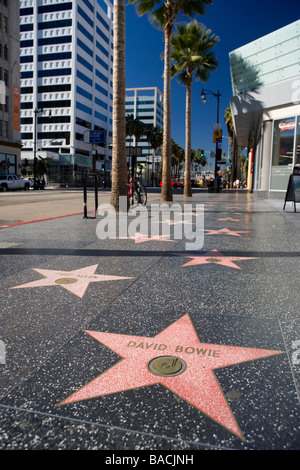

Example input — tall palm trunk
[110,0,127,211]
[161,0,173,202]
[184,79,192,197]
[231,138,237,188]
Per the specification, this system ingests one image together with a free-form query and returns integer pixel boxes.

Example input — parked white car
[0,175,31,191]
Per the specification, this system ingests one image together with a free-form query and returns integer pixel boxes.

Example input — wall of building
[0,0,21,177]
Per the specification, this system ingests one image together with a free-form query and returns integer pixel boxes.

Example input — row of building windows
[126,108,155,114]
[77,38,109,71]
[20,3,73,16]
[76,101,108,123]
[126,100,155,105]
[20,36,73,49]
[21,115,71,125]
[77,20,111,50]
[38,36,72,46]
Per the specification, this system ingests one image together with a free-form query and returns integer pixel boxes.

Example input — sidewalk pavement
[0,190,299,453]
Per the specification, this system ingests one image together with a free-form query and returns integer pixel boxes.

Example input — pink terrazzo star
[9,264,133,298]
[57,314,283,440]
[205,228,250,236]
[176,249,258,269]
[114,233,176,244]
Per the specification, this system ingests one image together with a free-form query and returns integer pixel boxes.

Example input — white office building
[20,0,113,186]
[229,20,300,197]
[125,87,163,184]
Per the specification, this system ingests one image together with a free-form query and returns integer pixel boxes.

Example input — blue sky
[125,0,299,162]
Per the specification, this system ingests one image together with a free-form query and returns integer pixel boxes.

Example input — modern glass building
[0,0,21,177]
[229,19,300,196]
[19,0,113,186]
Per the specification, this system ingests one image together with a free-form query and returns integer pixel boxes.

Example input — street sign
[84,130,106,144]
[213,129,222,143]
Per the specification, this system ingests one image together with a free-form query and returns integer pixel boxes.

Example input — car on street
[22,177,34,188]
[160,179,184,189]
[0,175,31,191]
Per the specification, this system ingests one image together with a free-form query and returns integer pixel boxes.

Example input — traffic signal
[101,164,105,172]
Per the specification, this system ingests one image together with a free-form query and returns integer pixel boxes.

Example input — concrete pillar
[260,120,273,192]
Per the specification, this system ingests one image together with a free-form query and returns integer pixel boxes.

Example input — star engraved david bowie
[57,314,284,441]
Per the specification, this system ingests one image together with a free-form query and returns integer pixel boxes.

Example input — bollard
[83,173,98,219]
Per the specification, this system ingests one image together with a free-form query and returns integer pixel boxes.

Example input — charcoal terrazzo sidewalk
[0,191,299,453]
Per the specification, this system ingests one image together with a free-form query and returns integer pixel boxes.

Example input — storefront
[46,153,93,187]
[0,152,17,176]
[270,116,300,190]
[252,112,300,195]
[229,20,300,197]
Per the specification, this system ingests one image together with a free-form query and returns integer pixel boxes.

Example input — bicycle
[128,176,147,206]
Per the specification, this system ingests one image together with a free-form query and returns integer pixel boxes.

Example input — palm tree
[128,0,212,202]
[145,125,163,185]
[194,147,207,167]
[110,0,127,211]
[126,115,146,177]
[171,140,184,178]
[224,106,238,188]
[171,21,219,197]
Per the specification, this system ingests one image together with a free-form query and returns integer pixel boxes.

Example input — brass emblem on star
[55,278,78,285]
[148,356,187,377]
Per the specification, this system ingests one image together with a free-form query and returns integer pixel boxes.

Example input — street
[0,189,111,227]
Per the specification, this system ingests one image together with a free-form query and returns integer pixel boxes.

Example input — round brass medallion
[148,356,187,377]
[55,278,78,285]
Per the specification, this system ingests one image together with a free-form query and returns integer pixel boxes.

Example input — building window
[77,22,93,43]
[38,19,72,30]
[77,70,92,87]
[77,54,93,72]
[78,6,94,28]
[38,3,72,14]
[270,117,296,190]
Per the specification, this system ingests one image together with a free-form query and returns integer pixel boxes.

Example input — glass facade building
[19,0,113,186]
[229,20,300,195]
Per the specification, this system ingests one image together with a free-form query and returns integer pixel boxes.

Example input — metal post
[83,173,98,219]
[83,174,88,218]
[93,173,98,217]
[33,108,39,190]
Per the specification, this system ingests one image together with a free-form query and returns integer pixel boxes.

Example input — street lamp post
[33,107,44,190]
[33,107,51,189]
[201,89,221,192]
